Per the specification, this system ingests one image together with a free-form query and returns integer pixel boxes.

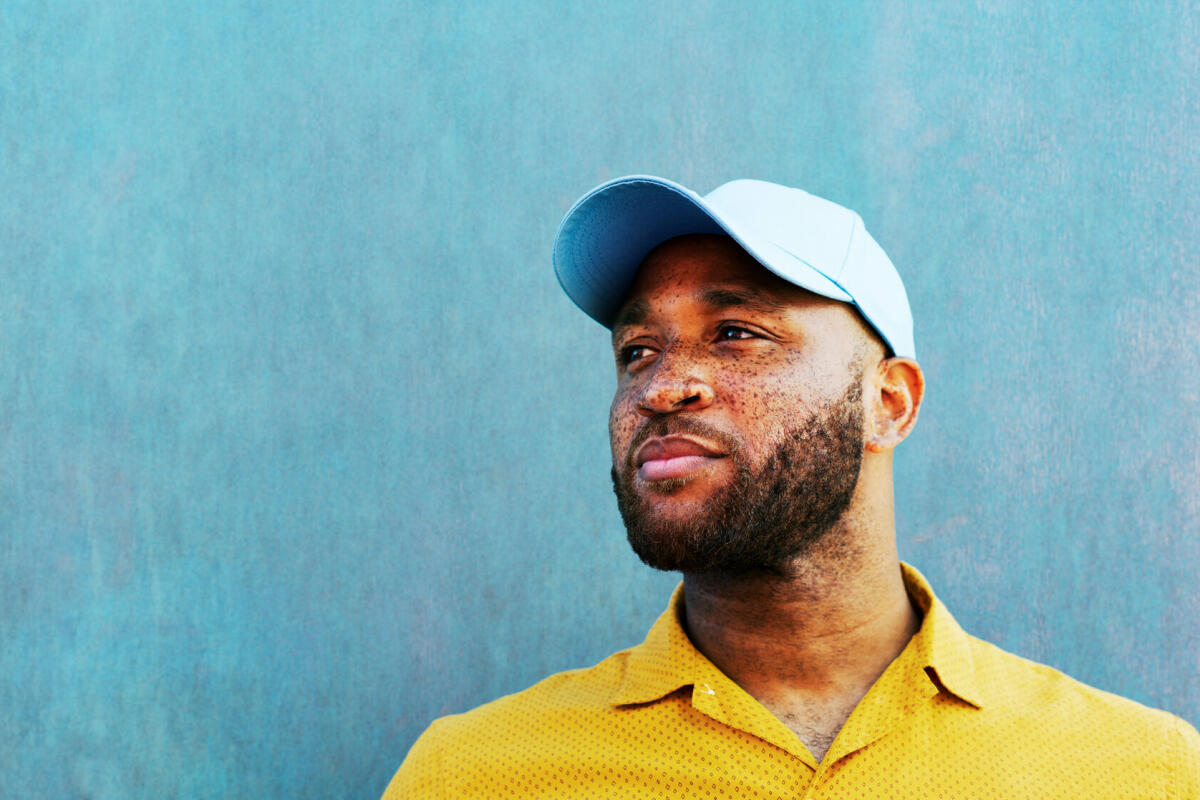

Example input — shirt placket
[800,649,939,798]
[687,663,825,794]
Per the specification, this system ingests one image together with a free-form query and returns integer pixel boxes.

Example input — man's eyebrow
[611,300,649,334]
[611,289,787,337]
[700,288,787,313]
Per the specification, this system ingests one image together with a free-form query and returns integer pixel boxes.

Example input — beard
[610,381,865,575]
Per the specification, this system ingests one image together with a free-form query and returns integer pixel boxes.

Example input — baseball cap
[552,175,915,359]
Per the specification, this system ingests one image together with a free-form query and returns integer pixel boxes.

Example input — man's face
[608,235,876,574]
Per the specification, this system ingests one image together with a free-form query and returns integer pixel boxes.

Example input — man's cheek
[608,402,640,453]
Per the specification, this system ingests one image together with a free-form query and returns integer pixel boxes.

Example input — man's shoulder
[382,648,640,798]
[909,562,1197,749]
[964,631,1199,759]
[437,646,634,734]
[969,631,1169,718]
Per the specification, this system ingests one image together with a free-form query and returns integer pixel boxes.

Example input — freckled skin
[608,235,876,540]
[605,234,927,762]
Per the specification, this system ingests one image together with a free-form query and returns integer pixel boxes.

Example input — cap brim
[553,175,850,328]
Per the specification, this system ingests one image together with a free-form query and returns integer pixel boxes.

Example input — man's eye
[620,345,653,365]
[716,325,756,341]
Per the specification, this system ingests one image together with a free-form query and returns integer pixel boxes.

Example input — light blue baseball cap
[553,175,915,359]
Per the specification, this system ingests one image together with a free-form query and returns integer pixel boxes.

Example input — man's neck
[680,539,918,762]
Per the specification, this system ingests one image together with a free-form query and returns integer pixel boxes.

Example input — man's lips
[634,436,726,482]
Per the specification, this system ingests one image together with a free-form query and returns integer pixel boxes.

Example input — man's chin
[624,526,718,573]
[615,491,743,572]
[611,463,756,573]
[624,476,737,534]
[626,503,708,535]
[633,474,696,496]
[622,521,764,574]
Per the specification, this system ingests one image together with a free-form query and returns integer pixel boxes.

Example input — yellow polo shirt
[384,565,1200,798]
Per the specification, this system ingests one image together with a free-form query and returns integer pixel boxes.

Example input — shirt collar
[900,562,986,709]
[609,581,699,707]
[610,562,986,710]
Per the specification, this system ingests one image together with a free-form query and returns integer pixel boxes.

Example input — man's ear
[864,357,925,453]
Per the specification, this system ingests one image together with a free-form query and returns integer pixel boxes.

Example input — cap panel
[837,222,916,359]
[729,237,853,303]
[704,180,858,282]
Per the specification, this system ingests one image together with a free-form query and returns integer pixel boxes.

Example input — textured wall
[2,1,1197,796]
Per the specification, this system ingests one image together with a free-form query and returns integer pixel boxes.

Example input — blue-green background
[2,1,1198,797]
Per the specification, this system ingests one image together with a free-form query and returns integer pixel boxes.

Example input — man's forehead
[611,234,826,330]
[611,286,795,332]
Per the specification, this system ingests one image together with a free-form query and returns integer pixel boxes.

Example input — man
[385,176,1200,798]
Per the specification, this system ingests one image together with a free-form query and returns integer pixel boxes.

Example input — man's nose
[635,352,715,417]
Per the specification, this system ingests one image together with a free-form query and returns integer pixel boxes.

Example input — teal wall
[2,1,1197,796]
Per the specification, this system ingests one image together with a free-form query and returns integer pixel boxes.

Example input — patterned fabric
[384,564,1200,798]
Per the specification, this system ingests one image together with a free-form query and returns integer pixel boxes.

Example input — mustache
[624,416,746,471]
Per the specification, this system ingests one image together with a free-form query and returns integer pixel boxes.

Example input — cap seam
[835,213,860,281]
